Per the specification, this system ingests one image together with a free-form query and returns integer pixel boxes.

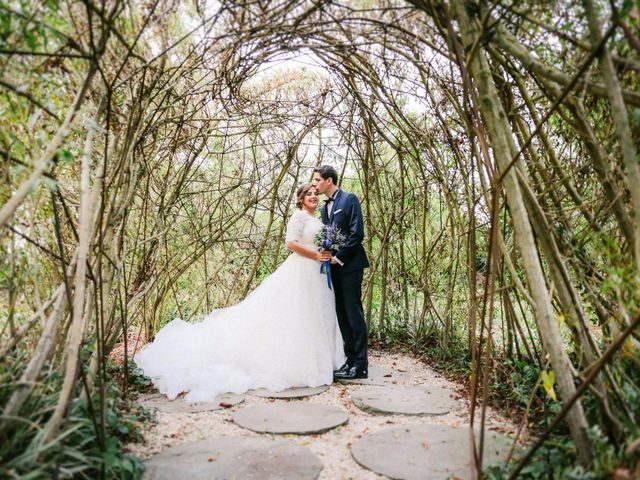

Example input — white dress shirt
[327,189,339,216]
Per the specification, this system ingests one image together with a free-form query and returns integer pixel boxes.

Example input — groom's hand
[330,256,343,266]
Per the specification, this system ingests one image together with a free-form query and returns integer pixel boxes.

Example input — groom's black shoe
[333,362,351,376]
[333,366,368,380]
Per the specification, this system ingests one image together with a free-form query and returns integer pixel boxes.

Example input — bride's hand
[316,250,332,261]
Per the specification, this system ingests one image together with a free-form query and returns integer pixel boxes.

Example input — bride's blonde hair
[296,182,316,209]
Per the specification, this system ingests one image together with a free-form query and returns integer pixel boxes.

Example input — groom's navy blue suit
[321,189,370,370]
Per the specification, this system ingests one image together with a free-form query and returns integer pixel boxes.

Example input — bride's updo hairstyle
[296,182,315,209]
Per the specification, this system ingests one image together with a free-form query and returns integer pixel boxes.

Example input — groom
[313,165,370,380]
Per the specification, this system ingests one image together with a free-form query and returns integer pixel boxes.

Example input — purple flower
[315,224,345,253]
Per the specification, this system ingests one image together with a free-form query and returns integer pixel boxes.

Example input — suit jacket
[321,189,370,274]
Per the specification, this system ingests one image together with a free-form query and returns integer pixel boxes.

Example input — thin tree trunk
[39,116,98,446]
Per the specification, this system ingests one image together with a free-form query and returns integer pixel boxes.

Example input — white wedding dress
[134,209,345,401]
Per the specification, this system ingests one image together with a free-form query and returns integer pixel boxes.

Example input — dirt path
[126,349,521,479]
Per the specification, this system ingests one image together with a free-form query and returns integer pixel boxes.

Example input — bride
[134,183,346,401]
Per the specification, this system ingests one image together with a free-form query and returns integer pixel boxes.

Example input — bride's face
[303,188,320,210]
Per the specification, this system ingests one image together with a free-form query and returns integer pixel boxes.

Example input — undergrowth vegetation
[0,355,151,479]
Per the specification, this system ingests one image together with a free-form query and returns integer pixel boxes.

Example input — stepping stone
[137,392,245,413]
[233,402,348,434]
[143,437,322,479]
[336,366,408,386]
[351,424,511,480]
[249,385,330,398]
[351,385,458,416]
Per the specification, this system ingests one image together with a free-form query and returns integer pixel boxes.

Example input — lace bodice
[285,209,323,247]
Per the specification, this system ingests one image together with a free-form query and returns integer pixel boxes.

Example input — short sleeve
[285,210,306,243]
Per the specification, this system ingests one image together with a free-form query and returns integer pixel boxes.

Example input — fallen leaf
[383,374,392,377]
[422,440,429,449]
[541,370,557,401]
[219,402,233,408]
[392,380,398,384]
[207,456,217,462]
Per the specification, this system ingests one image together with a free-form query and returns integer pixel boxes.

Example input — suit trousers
[331,269,368,370]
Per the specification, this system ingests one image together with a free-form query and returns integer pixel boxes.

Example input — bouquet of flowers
[315,224,346,289]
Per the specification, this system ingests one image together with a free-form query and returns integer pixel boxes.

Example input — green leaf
[0,12,11,41]
[25,29,37,49]
[59,149,74,164]
[541,370,557,401]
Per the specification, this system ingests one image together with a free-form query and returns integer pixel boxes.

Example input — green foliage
[484,426,638,479]
[369,311,472,379]
[481,357,640,478]
[126,364,154,392]
[0,354,149,479]
[501,360,549,408]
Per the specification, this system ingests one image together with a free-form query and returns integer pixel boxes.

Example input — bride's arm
[284,210,330,261]
[286,240,331,261]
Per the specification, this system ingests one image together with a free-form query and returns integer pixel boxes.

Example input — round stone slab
[137,392,245,413]
[249,385,330,398]
[336,366,407,386]
[351,424,511,480]
[143,437,323,480]
[233,402,348,434]
[351,385,458,416]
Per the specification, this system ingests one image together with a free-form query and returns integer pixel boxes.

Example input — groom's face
[313,173,331,195]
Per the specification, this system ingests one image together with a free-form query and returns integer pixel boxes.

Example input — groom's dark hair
[314,165,338,185]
